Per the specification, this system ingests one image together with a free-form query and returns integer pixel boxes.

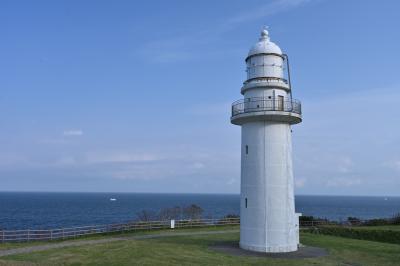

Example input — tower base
[239,242,298,253]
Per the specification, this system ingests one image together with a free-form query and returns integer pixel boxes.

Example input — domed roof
[247,27,282,58]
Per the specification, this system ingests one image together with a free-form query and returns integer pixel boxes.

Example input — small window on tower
[245,198,248,208]
[245,145,248,155]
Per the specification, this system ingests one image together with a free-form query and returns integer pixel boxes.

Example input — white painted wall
[240,121,297,252]
[246,55,284,80]
[244,88,288,99]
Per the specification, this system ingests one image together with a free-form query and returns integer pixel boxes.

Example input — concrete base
[240,242,298,253]
[210,242,328,259]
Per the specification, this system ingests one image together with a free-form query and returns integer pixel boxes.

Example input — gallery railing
[231,97,301,117]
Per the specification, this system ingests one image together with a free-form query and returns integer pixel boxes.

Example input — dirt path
[0,229,239,257]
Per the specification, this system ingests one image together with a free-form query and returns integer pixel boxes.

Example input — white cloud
[39,138,69,144]
[326,178,362,188]
[63,130,83,136]
[0,154,30,166]
[337,156,353,173]
[192,162,205,169]
[227,178,236,185]
[85,152,160,164]
[226,0,312,25]
[382,160,400,172]
[293,85,400,195]
[54,157,77,166]
[140,0,315,63]
[392,161,400,171]
[295,178,306,188]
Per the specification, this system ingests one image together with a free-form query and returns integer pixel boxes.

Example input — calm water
[0,192,399,230]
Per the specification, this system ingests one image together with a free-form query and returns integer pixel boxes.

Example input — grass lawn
[1,227,400,265]
[0,225,239,251]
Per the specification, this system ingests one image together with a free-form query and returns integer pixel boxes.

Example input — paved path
[0,229,239,257]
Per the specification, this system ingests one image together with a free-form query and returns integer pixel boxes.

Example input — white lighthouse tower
[231,27,302,253]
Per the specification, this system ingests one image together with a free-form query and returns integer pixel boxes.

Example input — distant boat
[110,198,117,201]
[384,197,388,201]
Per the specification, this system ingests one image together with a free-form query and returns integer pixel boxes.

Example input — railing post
[273,97,276,110]
[27,229,30,242]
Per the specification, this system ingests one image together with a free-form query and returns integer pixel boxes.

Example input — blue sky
[1,0,400,195]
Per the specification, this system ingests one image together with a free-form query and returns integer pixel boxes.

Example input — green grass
[1,227,400,265]
[353,225,400,231]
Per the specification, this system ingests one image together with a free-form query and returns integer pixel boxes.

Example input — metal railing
[0,218,393,242]
[298,219,394,228]
[231,97,301,117]
[243,76,288,84]
[0,218,240,243]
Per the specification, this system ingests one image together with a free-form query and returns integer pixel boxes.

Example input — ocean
[0,192,399,230]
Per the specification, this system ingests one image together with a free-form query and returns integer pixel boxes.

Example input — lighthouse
[231,27,302,253]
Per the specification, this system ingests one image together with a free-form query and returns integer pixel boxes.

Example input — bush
[223,214,239,219]
[217,214,240,225]
[312,226,400,245]
[136,204,205,222]
[360,213,400,226]
[183,204,204,220]
[158,206,182,220]
[299,216,315,222]
[136,210,157,222]
[299,216,330,226]
[347,217,362,226]
[391,213,400,225]
[363,219,390,226]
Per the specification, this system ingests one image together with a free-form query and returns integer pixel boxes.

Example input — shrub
[391,213,400,225]
[136,210,157,221]
[363,219,390,226]
[299,216,315,222]
[217,214,240,225]
[158,206,182,220]
[299,216,330,226]
[347,217,362,226]
[223,214,239,219]
[312,226,400,245]
[183,204,204,220]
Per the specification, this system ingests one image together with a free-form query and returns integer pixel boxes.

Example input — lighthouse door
[277,95,284,111]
